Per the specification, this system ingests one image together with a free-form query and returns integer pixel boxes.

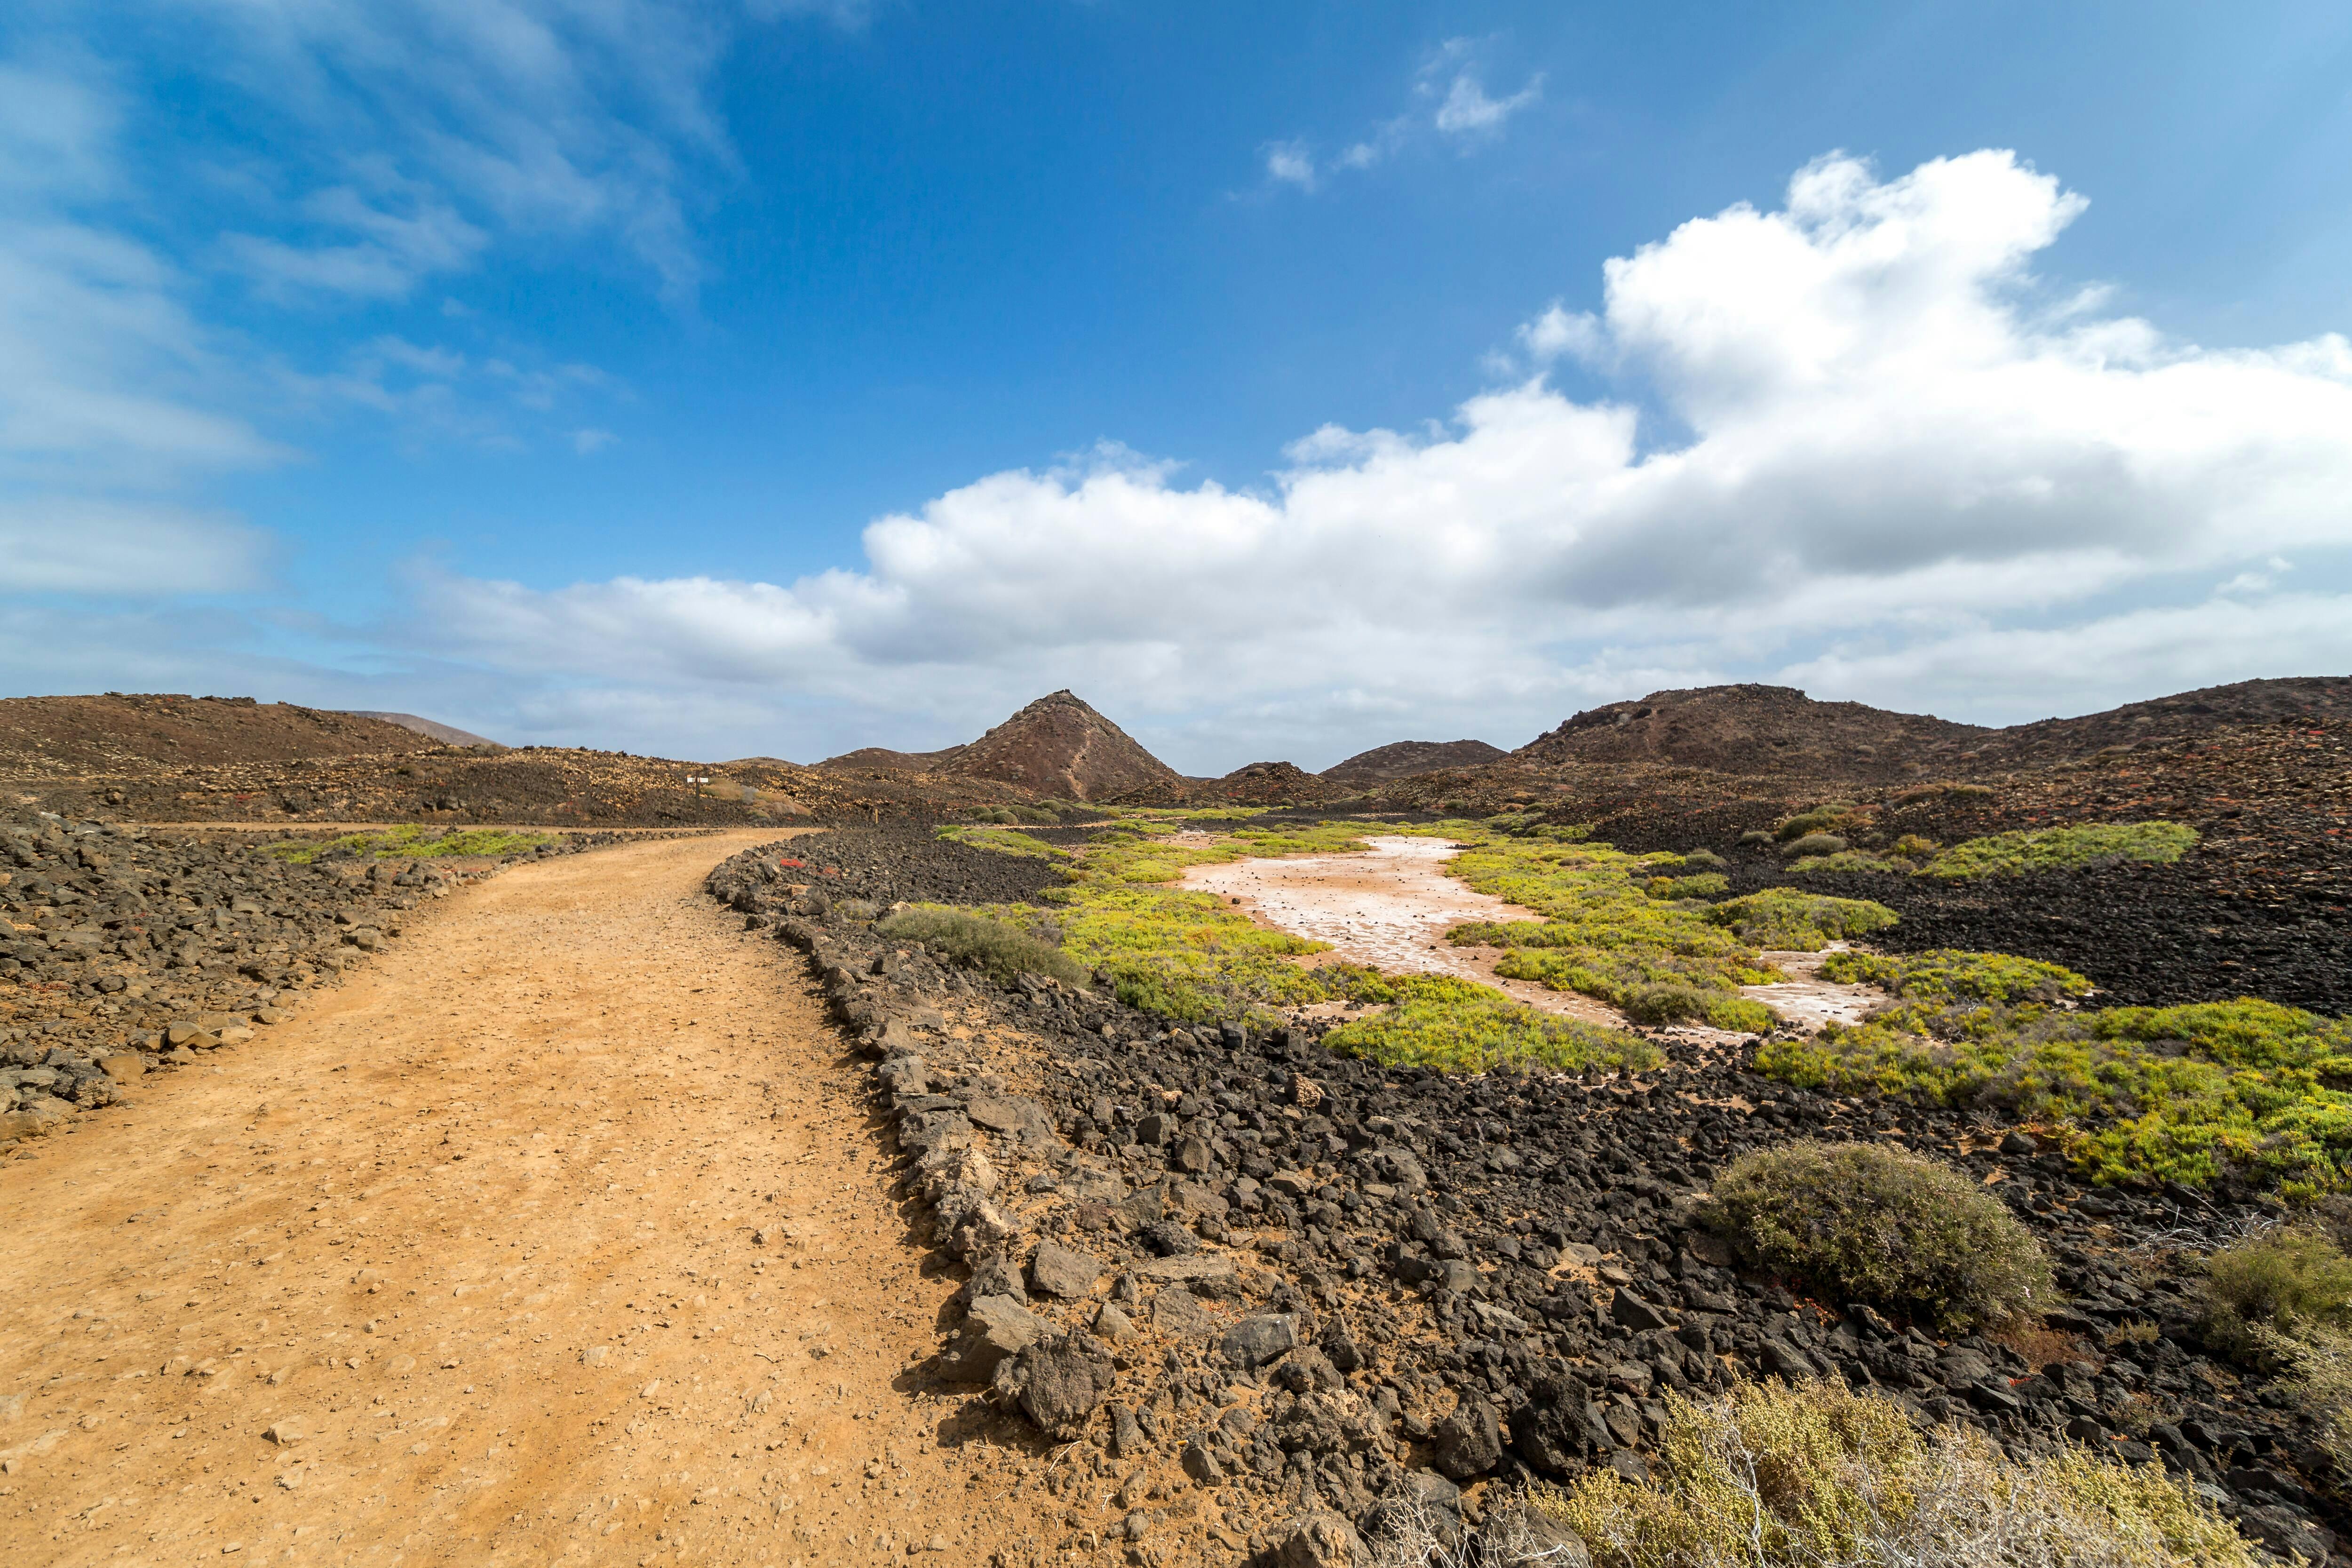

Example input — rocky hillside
[1321,740,1508,785]
[936,691,1184,801]
[1515,685,1986,781]
[0,694,437,779]
[1512,678,2352,784]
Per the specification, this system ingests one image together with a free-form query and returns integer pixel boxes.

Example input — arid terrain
[6,676,2352,1568]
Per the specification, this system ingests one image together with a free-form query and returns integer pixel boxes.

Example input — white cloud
[1264,141,1317,191]
[221,185,489,300]
[0,497,268,594]
[1264,37,1539,195]
[572,427,615,454]
[1431,69,1542,137]
[408,150,2352,766]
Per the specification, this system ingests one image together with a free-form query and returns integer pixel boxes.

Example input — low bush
[1325,974,1659,1075]
[1616,979,1777,1032]
[1538,1379,2258,1568]
[874,906,1087,987]
[1890,833,1940,857]
[1696,1141,2055,1331]
[1758,997,2352,1193]
[1680,848,1727,869]
[936,824,1070,861]
[1780,832,1847,858]
[2199,1227,2352,1363]
[1644,872,1728,901]
[1738,829,1775,849]
[1922,820,2198,879]
[1817,948,2093,1005]
[1787,851,1904,875]
[2268,1326,2352,1482]
[1775,807,1850,842]
[1706,888,1899,949]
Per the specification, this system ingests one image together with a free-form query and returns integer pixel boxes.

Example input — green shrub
[1645,872,1729,901]
[1539,1379,2259,1568]
[1890,834,1940,858]
[1324,974,1659,1075]
[874,906,1088,987]
[1697,1141,2056,1331]
[1707,888,1899,949]
[2199,1228,2352,1364]
[1780,832,1847,858]
[1922,821,2198,879]
[1758,997,2352,1193]
[1617,981,1777,1033]
[1788,851,1905,875]
[1738,829,1774,849]
[1775,808,1849,842]
[1680,848,1728,869]
[1817,949,2093,1006]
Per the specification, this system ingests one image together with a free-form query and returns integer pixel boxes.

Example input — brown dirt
[0,832,1058,1567]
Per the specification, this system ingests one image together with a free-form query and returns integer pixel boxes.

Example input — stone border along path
[1179,834,1883,1040]
[0,830,1067,1568]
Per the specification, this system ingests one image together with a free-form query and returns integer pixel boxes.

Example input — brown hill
[343,710,501,748]
[1322,739,1508,785]
[1514,685,1983,780]
[0,693,438,779]
[818,745,966,773]
[939,690,1183,801]
[1954,676,2352,770]
[1512,677,2352,782]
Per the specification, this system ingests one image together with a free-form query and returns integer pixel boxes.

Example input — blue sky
[4,1,2351,771]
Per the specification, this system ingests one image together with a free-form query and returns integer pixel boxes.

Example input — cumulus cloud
[414,150,2352,764]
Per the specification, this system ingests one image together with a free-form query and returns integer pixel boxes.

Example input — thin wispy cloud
[1265,36,1543,194]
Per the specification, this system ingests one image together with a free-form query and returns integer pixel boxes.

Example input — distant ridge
[1322,739,1508,785]
[1510,677,2352,780]
[344,711,501,748]
[818,745,966,773]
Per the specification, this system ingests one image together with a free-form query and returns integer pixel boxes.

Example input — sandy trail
[0,832,1047,1568]
[1184,836,1880,1034]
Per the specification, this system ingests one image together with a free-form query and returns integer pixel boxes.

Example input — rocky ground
[707,831,2352,1567]
[0,815,677,1146]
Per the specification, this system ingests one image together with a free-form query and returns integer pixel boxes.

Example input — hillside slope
[0,693,436,778]
[1323,739,1508,784]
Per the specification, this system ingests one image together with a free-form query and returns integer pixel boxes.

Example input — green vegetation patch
[264,824,560,863]
[933,824,1070,861]
[1922,820,2198,879]
[1433,834,1792,1027]
[1705,887,1900,950]
[1759,997,2352,1193]
[1324,973,1658,1075]
[1542,1379,2259,1568]
[1786,850,1908,875]
[1817,948,2093,1006]
[1043,883,1356,1024]
[1645,872,1729,901]
[2198,1227,2352,1365]
[875,905,1086,987]
[1697,1141,2056,1331]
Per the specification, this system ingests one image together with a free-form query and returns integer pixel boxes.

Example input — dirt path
[0,833,1049,1568]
